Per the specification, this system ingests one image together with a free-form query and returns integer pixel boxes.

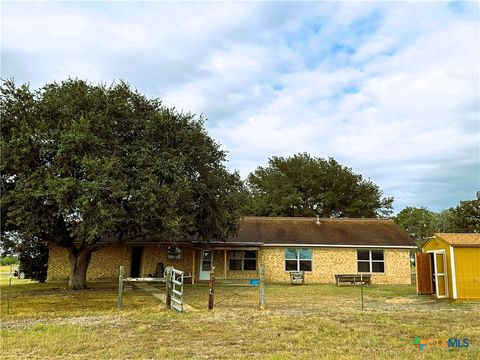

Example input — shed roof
[219,217,416,248]
[434,233,480,247]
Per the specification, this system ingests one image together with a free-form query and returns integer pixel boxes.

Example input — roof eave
[263,243,417,249]
[451,244,480,248]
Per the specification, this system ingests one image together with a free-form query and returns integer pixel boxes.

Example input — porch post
[192,249,196,285]
[224,249,227,278]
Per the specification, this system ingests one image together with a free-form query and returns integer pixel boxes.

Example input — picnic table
[335,274,371,286]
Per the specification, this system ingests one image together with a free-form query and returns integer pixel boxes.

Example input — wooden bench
[335,274,371,286]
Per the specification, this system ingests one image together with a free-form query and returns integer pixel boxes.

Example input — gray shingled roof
[221,217,416,247]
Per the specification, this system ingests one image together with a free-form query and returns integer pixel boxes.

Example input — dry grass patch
[1,282,479,359]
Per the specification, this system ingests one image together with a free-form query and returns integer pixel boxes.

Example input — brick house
[47,217,416,284]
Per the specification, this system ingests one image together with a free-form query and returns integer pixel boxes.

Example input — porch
[137,245,261,284]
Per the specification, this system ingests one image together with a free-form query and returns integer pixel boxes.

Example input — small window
[229,251,243,270]
[371,250,384,261]
[299,260,312,271]
[357,250,370,261]
[285,248,312,272]
[357,262,370,272]
[357,250,384,273]
[285,260,297,271]
[371,262,384,272]
[167,246,181,260]
[228,250,257,271]
[285,248,297,260]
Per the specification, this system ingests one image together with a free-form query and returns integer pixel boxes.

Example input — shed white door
[431,250,448,298]
[199,250,213,281]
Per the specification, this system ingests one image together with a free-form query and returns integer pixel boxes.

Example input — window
[357,250,384,273]
[285,248,312,272]
[167,246,181,260]
[229,250,257,271]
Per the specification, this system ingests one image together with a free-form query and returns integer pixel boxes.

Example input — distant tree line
[394,192,480,248]
[0,255,18,266]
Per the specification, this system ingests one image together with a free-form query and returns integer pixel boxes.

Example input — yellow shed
[418,233,480,300]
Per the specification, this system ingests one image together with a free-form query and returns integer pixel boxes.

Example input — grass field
[0,265,18,275]
[1,275,479,359]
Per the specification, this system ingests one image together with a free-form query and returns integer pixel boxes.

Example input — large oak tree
[244,153,393,218]
[1,79,245,289]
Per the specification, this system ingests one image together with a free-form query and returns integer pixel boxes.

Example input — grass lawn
[1,276,479,359]
[0,265,18,275]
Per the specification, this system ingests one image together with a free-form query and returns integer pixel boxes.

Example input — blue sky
[2,1,479,213]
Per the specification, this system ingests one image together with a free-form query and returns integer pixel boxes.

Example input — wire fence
[2,271,479,316]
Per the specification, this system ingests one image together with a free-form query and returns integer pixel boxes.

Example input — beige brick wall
[47,245,197,282]
[88,246,131,279]
[374,249,412,285]
[258,247,356,283]
[47,245,411,285]
[142,246,194,277]
[47,246,131,281]
[258,247,411,285]
[47,246,71,281]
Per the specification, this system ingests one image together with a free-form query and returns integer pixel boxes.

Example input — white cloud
[1,1,479,212]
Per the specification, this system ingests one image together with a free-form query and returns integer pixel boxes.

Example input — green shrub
[0,256,19,266]
[18,241,49,283]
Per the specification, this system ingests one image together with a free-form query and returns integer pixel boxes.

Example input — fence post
[208,266,215,310]
[7,277,12,315]
[259,265,266,309]
[166,267,172,309]
[360,274,364,311]
[117,266,124,310]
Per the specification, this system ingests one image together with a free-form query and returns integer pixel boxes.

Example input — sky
[1,1,479,213]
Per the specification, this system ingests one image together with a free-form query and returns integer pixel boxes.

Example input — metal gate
[171,268,184,312]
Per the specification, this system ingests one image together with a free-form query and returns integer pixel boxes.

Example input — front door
[199,250,213,281]
[432,251,448,298]
[131,247,144,278]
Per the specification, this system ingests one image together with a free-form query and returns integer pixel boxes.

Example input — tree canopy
[394,207,440,247]
[244,153,393,218]
[395,192,480,247]
[1,79,245,289]
[450,192,480,233]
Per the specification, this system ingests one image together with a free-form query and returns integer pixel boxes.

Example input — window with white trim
[357,250,384,273]
[229,250,257,271]
[285,248,312,271]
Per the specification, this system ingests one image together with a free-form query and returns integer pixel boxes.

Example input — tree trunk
[68,246,92,290]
